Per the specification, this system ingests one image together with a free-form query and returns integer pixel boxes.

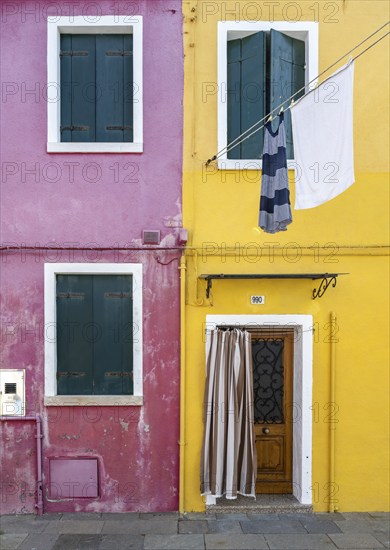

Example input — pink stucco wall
[0,0,183,514]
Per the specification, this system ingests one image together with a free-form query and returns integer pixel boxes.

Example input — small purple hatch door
[49,458,99,498]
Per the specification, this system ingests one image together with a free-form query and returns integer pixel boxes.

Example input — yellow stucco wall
[182,0,389,512]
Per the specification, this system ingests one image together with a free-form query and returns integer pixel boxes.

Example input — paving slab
[98,534,144,549]
[101,519,178,535]
[241,519,306,534]
[140,512,179,520]
[44,520,104,534]
[374,532,390,548]
[0,533,28,550]
[246,513,281,521]
[183,513,216,520]
[335,519,377,533]
[0,517,47,534]
[370,513,390,520]
[278,513,317,521]
[178,520,209,534]
[341,513,374,520]
[52,534,101,550]
[205,533,268,549]
[215,513,250,521]
[101,513,140,521]
[206,520,243,533]
[316,513,347,521]
[329,532,386,548]
[41,514,63,521]
[266,533,338,549]
[60,513,103,521]
[144,534,204,549]
[301,520,343,533]
[18,532,60,550]
[368,520,390,534]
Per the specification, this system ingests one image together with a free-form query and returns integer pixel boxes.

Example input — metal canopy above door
[199,273,349,300]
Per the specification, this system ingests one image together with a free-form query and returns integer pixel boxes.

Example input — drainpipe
[329,312,337,513]
[178,254,187,514]
[0,414,44,515]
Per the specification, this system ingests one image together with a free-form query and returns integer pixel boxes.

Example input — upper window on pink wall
[47,16,143,153]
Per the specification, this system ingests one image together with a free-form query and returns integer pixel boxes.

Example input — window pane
[252,338,284,423]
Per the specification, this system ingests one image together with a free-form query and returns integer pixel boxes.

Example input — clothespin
[266,114,273,123]
[279,105,284,115]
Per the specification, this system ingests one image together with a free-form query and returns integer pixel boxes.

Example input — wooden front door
[251,331,294,493]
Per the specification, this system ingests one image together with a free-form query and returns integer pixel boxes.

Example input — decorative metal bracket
[312,275,338,299]
[205,278,212,299]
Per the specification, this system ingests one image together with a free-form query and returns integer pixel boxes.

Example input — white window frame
[47,16,143,153]
[218,21,319,170]
[44,263,143,406]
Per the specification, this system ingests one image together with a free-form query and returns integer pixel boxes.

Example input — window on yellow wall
[218,22,319,169]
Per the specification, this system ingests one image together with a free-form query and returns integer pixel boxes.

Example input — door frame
[205,314,313,505]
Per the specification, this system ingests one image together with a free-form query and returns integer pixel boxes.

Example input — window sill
[47,142,143,154]
[217,159,298,170]
[44,395,143,407]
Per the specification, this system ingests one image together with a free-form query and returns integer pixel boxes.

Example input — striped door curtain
[258,112,292,233]
[201,329,257,499]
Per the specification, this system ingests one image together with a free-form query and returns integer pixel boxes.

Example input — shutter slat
[240,32,266,159]
[56,275,94,395]
[96,35,124,142]
[60,35,72,143]
[227,33,266,160]
[227,38,242,159]
[93,275,133,395]
[270,30,305,159]
[71,35,96,142]
[123,34,134,143]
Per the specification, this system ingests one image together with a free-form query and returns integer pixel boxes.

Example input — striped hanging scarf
[258,113,292,233]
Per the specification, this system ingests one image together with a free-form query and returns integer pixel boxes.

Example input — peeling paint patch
[58,433,80,440]
[119,420,129,432]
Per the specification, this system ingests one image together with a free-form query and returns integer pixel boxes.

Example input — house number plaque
[251,295,265,305]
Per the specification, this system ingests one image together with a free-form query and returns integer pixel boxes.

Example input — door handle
[262,427,270,434]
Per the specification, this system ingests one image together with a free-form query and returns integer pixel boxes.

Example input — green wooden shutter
[240,33,267,159]
[96,35,134,142]
[93,275,133,395]
[227,32,266,159]
[56,275,94,395]
[227,38,242,159]
[71,35,96,142]
[60,35,72,143]
[270,29,305,158]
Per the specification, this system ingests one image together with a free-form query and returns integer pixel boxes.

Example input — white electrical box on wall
[0,370,26,416]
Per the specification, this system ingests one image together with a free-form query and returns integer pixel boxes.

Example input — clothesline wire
[209,21,390,162]
[223,30,389,158]
[206,20,390,164]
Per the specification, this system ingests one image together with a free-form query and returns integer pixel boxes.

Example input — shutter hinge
[106,50,133,56]
[57,292,85,298]
[105,126,133,132]
[57,372,87,378]
[60,50,89,57]
[104,372,133,378]
[104,291,132,297]
[60,126,89,132]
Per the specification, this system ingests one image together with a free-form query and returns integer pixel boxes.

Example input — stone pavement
[0,511,388,550]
